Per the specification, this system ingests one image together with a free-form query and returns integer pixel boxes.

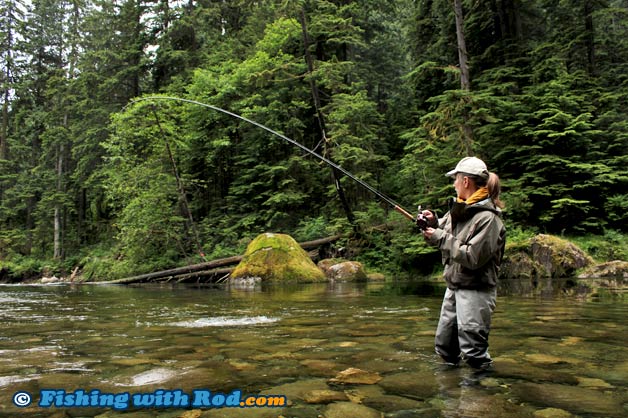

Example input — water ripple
[171,315,280,328]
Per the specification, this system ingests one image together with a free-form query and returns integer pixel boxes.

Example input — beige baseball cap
[446,156,489,179]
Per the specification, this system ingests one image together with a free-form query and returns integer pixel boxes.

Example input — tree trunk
[151,107,205,258]
[584,0,595,76]
[0,0,15,162]
[453,0,474,155]
[1,91,8,161]
[454,0,471,91]
[53,142,64,259]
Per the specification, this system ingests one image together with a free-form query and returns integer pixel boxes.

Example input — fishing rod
[128,96,416,222]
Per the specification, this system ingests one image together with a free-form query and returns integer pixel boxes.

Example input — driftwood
[101,234,343,285]
[103,255,243,284]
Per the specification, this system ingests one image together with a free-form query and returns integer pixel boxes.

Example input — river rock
[492,358,578,384]
[443,392,533,418]
[230,233,326,283]
[323,401,382,418]
[319,260,368,282]
[367,272,386,281]
[533,408,573,418]
[168,365,240,391]
[511,382,626,416]
[259,378,329,401]
[344,384,385,403]
[378,371,438,400]
[199,406,284,418]
[362,394,425,412]
[576,376,614,388]
[578,260,628,278]
[524,353,578,366]
[329,261,368,282]
[302,389,349,404]
[179,411,203,418]
[328,367,382,384]
[95,411,162,418]
[317,258,344,274]
[110,358,157,367]
[300,359,344,376]
[41,275,62,284]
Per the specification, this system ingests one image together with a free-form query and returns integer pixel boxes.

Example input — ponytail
[471,172,505,209]
[487,172,504,209]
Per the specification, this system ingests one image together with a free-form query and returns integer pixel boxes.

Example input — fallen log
[299,234,343,249]
[144,267,233,284]
[98,234,342,285]
[101,255,243,285]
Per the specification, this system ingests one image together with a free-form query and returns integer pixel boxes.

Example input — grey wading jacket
[426,198,506,290]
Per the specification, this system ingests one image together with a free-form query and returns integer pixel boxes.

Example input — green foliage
[570,230,628,263]
[293,216,335,242]
[103,102,194,270]
[0,256,45,281]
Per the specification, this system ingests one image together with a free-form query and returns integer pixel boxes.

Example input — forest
[1,0,627,281]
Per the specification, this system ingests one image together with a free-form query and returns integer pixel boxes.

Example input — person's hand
[422,210,435,223]
[422,227,435,239]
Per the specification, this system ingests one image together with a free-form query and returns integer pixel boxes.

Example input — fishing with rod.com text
[13,388,287,410]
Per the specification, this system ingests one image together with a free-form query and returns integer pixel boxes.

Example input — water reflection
[0,280,626,417]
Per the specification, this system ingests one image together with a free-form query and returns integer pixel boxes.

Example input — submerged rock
[492,358,578,384]
[302,389,348,404]
[362,393,425,412]
[533,408,573,418]
[299,359,344,376]
[230,233,326,283]
[576,376,614,389]
[328,367,382,385]
[511,382,626,416]
[323,401,382,418]
[378,371,438,400]
[260,378,329,401]
[524,353,579,366]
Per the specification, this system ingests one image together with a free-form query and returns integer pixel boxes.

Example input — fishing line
[128,96,415,221]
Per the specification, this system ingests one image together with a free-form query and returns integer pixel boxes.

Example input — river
[0,280,626,417]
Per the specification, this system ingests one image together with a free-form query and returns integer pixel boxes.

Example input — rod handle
[394,205,415,221]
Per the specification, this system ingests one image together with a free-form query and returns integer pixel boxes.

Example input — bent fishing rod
[129,96,416,222]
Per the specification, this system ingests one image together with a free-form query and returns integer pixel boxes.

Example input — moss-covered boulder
[230,233,327,283]
[500,252,546,281]
[530,234,592,276]
[501,234,593,280]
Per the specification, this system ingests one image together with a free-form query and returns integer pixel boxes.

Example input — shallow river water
[0,280,626,418]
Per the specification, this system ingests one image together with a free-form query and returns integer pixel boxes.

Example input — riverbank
[1,230,627,284]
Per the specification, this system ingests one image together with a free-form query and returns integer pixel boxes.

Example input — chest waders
[430,200,504,369]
